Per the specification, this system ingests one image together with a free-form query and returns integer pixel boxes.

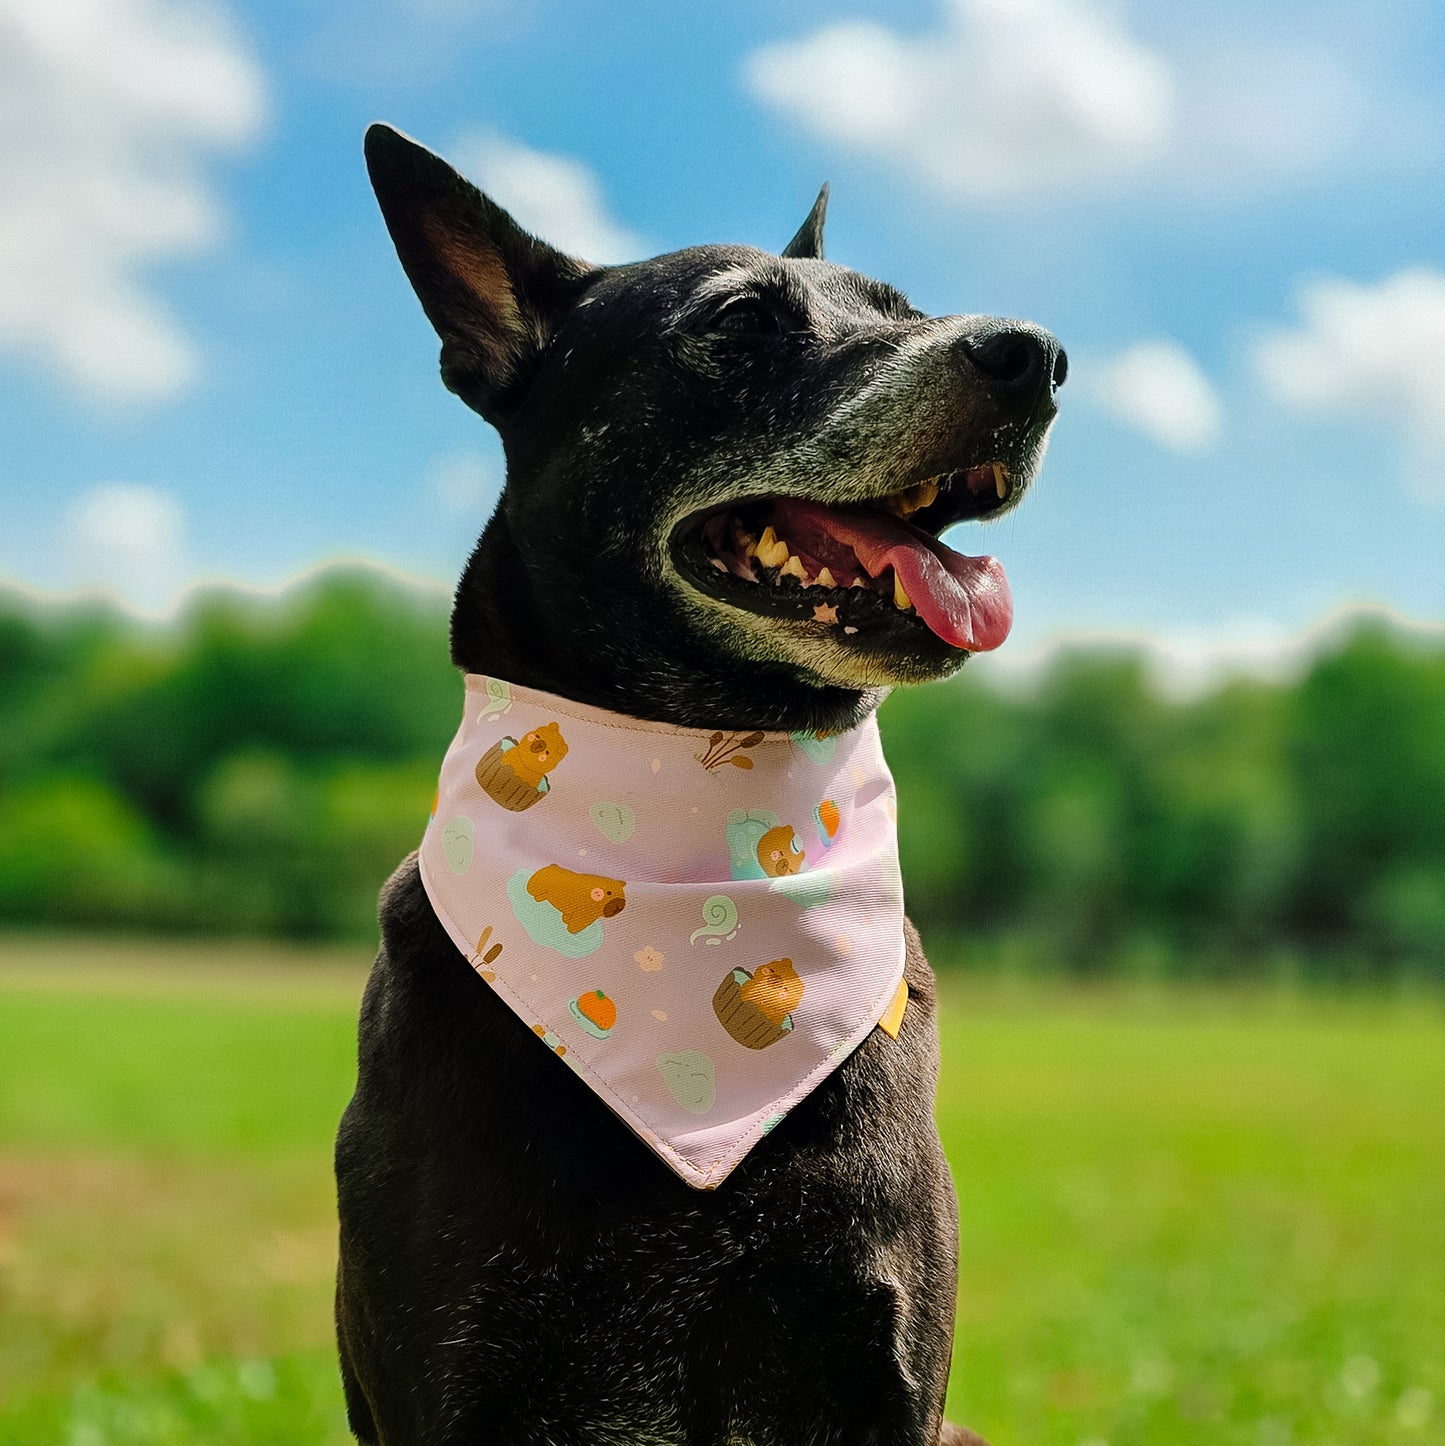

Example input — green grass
[1,937,1441,1445]
[937,980,1445,1444]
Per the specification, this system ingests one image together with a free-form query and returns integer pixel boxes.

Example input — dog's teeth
[882,478,943,518]
[851,577,867,589]
[816,566,837,589]
[710,556,727,572]
[893,573,912,611]
[993,463,1008,500]
[755,525,790,569]
[780,553,807,581]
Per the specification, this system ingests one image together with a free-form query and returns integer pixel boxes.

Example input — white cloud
[1085,340,1223,453]
[745,0,1174,202]
[744,0,1434,207]
[0,0,265,404]
[62,484,187,613]
[1253,268,1445,500]
[454,132,645,263]
[427,447,502,515]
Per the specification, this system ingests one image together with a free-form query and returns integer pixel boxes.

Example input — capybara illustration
[508,724,568,787]
[756,824,804,878]
[475,722,569,811]
[739,958,804,1024]
[526,864,627,933]
[713,959,805,1049]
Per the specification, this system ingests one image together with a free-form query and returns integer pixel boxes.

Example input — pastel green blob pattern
[656,1050,716,1115]
[689,893,740,945]
[440,816,474,875]
[790,730,836,763]
[588,801,636,844]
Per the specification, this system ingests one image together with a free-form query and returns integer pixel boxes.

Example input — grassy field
[1,937,1441,1445]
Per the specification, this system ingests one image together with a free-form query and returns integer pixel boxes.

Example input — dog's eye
[710,298,786,337]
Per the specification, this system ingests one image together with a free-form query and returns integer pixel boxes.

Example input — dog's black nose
[960,323,1066,413]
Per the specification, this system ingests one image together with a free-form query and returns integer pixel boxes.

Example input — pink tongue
[771,498,1013,652]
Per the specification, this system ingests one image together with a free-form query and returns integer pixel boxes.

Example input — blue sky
[2,0,1443,677]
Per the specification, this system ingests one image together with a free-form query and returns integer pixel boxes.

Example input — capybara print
[475,722,569,811]
[726,809,806,880]
[713,958,804,1049]
[506,864,628,959]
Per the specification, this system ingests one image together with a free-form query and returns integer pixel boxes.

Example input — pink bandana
[417,674,908,1189]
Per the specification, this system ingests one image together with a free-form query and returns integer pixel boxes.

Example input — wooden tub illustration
[712,959,804,1050]
[474,723,567,812]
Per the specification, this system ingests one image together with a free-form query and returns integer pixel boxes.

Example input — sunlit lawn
[1,936,1441,1445]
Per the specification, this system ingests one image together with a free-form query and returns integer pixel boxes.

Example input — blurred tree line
[1,569,1442,977]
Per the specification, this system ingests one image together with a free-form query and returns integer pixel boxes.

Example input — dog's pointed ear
[781,184,829,261]
[364,124,598,417]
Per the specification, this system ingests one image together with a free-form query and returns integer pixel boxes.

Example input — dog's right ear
[364,124,597,417]
[781,184,829,261]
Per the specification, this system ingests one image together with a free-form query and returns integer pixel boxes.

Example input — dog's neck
[448,514,880,735]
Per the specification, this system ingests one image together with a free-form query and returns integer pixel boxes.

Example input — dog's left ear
[364,123,598,419]
[781,184,829,260]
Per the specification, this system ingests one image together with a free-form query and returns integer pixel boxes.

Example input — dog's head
[365,125,1063,727]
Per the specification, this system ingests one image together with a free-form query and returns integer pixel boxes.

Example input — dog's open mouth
[674,463,1016,653]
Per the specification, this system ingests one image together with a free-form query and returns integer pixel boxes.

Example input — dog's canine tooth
[754,526,791,569]
[882,478,943,519]
[993,463,1008,500]
[893,573,912,611]
[910,479,939,513]
[816,566,837,589]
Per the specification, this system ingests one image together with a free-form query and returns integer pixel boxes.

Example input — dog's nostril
[960,324,1068,409]
[962,325,1056,393]
[971,333,1039,385]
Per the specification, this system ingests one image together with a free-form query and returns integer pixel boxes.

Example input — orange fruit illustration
[570,989,617,1037]
[582,990,616,1030]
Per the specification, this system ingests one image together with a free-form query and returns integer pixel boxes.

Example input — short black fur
[336,124,1063,1446]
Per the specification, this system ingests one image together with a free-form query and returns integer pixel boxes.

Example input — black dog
[336,124,1063,1446]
